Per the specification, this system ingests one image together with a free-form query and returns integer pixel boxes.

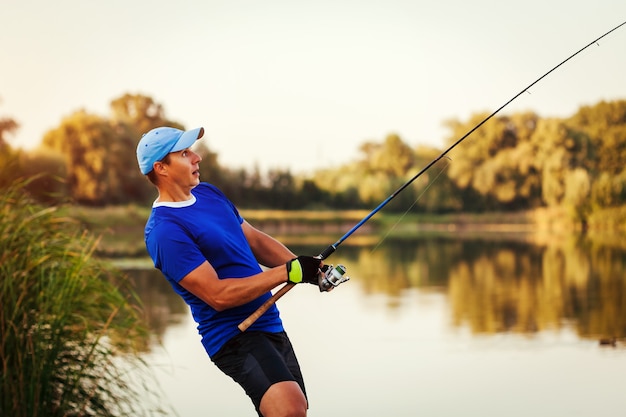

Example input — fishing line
[315,19,626,262]
[369,157,452,255]
[238,20,626,332]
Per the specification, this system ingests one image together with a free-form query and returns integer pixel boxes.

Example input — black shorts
[211,331,307,414]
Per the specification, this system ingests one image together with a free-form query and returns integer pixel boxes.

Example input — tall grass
[0,181,165,416]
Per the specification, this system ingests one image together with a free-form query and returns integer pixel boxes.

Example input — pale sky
[1,0,625,174]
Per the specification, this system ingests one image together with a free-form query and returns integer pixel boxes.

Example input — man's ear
[153,161,167,175]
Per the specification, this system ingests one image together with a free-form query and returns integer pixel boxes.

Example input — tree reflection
[306,235,626,342]
[126,268,189,343]
[125,234,626,345]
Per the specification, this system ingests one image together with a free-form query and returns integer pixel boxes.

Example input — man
[136,126,324,417]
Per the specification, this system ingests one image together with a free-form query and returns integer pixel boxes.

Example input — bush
[0,180,165,416]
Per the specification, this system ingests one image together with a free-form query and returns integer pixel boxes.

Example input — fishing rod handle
[237,283,295,332]
[238,247,334,332]
[318,244,336,260]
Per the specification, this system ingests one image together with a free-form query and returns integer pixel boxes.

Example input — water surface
[126,234,626,416]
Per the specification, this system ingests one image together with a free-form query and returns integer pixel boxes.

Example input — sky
[1,0,625,174]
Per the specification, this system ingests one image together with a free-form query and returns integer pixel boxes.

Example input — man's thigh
[212,331,307,412]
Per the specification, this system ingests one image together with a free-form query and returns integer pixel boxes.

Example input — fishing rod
[238,20,626,332]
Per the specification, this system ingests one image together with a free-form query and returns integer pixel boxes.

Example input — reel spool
[319,264,349,292]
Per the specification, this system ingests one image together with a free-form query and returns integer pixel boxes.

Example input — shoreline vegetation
[65,205,626,258]
[0,186,164,417]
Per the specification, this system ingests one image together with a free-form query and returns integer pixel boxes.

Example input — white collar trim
[152,194,197,208]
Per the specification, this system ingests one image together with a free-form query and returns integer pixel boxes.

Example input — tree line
[1,93,625,222]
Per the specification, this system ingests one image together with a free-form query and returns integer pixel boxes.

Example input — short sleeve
[148,223,206,283]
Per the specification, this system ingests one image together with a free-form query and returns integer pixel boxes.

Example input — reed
[0,180,165,416]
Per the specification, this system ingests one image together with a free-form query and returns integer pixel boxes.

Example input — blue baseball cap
[136,126,205,175]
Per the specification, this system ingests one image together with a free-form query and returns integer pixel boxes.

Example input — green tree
[109,93,181,135]
[265,168,297,209]
[567,100,626,176]
[445,112,542,209]
[196,140,228,189]
[42,110,120,204]
[40,94,187,205]
[0,102,67,202]
[310,134,462,211]
[591,171,626,208]
[412,145,463,213]
[567,100,626,210]
[564,167,591,228]
[299,179,333,209]
[365,133,416,177]
[353,134,418,207]
[0,101,20,187]
[531,118,569,206]
[309,161,365,210]
[532,118,595,209]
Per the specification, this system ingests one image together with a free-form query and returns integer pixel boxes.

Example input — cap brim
[171,127,204,153]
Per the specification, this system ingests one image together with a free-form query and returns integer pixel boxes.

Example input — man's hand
[286,256,321,285]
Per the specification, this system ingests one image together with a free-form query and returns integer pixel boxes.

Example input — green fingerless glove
[286,256,321,285]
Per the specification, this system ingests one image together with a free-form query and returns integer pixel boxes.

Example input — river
[121,232,626,416]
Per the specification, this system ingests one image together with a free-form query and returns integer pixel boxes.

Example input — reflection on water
[127,234,626,347]
[128,268,189,344]
[122,233,626,416]
[290,234,626,343]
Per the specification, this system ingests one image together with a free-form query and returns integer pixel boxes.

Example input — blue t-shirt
[144,182,284,357]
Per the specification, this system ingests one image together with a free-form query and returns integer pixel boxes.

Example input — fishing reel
[318,264,350,292]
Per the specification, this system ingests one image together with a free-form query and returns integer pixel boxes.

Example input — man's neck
[156,184,195,203]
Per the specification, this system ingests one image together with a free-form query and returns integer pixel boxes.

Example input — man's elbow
[206,295,229,312]
[204,290,238,312]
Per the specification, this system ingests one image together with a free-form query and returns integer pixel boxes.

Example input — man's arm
[178,260,288,312]
[241,220,296,267]
[178,220,314,312]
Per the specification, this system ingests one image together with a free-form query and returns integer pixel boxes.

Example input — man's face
[163,147,203,187]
